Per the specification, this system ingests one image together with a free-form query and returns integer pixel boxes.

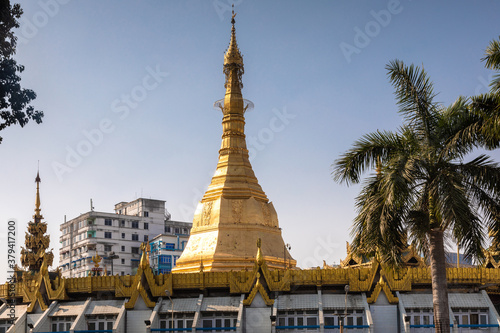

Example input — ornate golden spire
[173,11,295,273]
[21,170,54,272]
[34,171,43,220]
[223,7,243,91]
[201,8,267,202]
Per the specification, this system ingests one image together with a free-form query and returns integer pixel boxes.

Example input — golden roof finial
[224,5,243,83]
[34,169,43,220]
[231,3,236,25]
[256,238,263,266]
[92,252,102,268]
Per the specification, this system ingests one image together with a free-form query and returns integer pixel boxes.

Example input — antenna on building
[90,199,94,211]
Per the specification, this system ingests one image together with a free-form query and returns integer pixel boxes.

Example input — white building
[59,198,190,277]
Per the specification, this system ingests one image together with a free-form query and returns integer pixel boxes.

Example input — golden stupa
[173,11,295,273]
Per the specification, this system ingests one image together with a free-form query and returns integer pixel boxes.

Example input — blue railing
[276,325,320,329]
[151,328,235,332]
[324,325,370,329]
[457,324,500,328]
[410,324,499,328]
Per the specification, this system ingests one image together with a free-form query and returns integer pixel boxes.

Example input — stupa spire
[223,6,243,92]
[34,170,43,220]
[201,8,267,202]
[173,11,295,273]
[20,170,54,272]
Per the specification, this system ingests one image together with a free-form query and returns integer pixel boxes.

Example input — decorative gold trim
[243,273,274,306]
[366,277,399,304]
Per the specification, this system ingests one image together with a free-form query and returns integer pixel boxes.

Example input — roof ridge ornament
[231,3,236,25]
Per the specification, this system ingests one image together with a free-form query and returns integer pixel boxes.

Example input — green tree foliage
[333,60,500,333]
[0,0,43,144]
[483,36,500,94]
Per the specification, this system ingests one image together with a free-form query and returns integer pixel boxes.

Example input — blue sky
[1,1,499,282]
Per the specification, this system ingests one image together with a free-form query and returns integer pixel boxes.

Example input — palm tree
[483,36,500,94]
[333,60,500,333]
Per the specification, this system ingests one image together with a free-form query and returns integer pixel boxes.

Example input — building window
[132,221,139,229]
[87,315,116,331]
[121,233,125,239]
[121,259,125,264]
[104,245,112,252]
[132,234,139,241]
[159,313,194,330]
[121,246,125,252]
[120,220,125,227]
[175,228,180,234]
[277,310,320,329]
[51,315,75,332]
[165,243,175,250]
[144,212,149,217]
[408,309,433,327]
[132,247,140,254]
[104,218,112,226]
[144,222,149,230]
[160,255,172,264]
[452,308,487,326]
[104,232,112,239]
[199,313,236,331]
[144,235,149,242]
[165,226,171,233]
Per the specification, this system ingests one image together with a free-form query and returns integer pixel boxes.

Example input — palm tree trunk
[429,228,450,333]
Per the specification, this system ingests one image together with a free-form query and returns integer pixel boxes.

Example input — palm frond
[457,156,500,252]
[407,187,431,259]
[386,59,438,143]
[469,93,500,149]
[349,149,417,267]
[482,36,500,93]
[332,130,402,185]
[432,162,485,260]
[438,96,480,159]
